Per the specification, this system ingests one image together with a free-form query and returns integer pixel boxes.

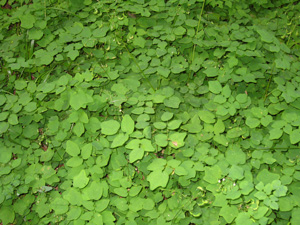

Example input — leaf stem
[263,61,276,102]
[249,147,300,151]
[188,0,206,82]
[44,7,80,18]
[115,34,155,91]
[0,89,14,95]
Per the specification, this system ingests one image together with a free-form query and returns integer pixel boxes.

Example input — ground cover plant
[1,0,300,224]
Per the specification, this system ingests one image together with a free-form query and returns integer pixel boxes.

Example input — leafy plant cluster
[1,0,300,224]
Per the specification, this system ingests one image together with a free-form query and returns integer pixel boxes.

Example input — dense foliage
[1,0,300,224]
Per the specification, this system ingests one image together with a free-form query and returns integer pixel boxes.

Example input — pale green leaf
[66,140,80,157]
[147,170,169,190]
[208,80,222,94]
[73,170,89,189]
[121,115,135,134]
[101,120,120,135]
[111,133,129,148]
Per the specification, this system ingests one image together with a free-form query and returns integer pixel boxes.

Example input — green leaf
[269,128,283,140]
[15,80,27,90]
[24,102,37,112]
[95,199,110,213]
[73,170,89,189]
[256,28,275,43]
[161,112,173,121]
[83,181,103,200]
[219,205,238,223]
[13,195,34,216]
[20,14,35,29]
[155,134,168,147]
[0,95,6,106]
[157,66,170,78]
[204,165,222,184]
[169,132,187,148]
[40,148,54,162]
[256,169,280,185]
[111,133,129,148]
[153,122,167,129]
[199,110,215,124]
[133,36,146,48]
[35,50,53,65]
[23,123,39,139]
[245,117,260,128]
[86,117,101,133]
[203,67,218,77]
[213,194,227,207]
[81,143,92,159]
[147,158,166,171]
[73,122,85,137]
[114,187,128,197]
[0,112,9,121]
[227,56,238,68]
[213,134,229,146]
[92,26,109,38]
[279,197,294,211]
[141,139,155,152]
[66,157,83,167]
[236,94,248,104]
[129,148,144,163]
[164,96,181,108]
[275,56,290,70]
[227,127,245,139]
[175,166,188,176]
[50,198,69,215]
[7,114,18,125]
[66,140,80,157]
[185,19,198,27]
[67,49,79,60]
[121,115,135,134]
[208,80,222,94]
[63,188,83,205]
[102,210,116,224]
[229,165,244,180]
[168,120,182,130]
[147,170,169,190]
[69,22,83,34]
[101,120,120,135]
[235,212,254,225]
[261,115,273,127]
[174,26,186,35]
[225,145,246,165]
[181,115,202,133]
[0,206,15,225]
[66,207,82,220]
[69,90,90,110]
[253,206,269,220]
[290,129,300,144]
[239,180,254,195]
[213,119,225,134]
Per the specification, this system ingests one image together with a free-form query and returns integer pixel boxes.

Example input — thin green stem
[264,13,299,101]
[115,34,155,91]
[263,61,276,102]
[44,0,47,19]
[286,23,298,47]
[249,147,300,151]
[0,90,14,95]
[45,7,80,18]
[34,63,57,84]
[188,0,206,82]
[99,64,112,80]
[172,189,204,223]
[20,39,35,79]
